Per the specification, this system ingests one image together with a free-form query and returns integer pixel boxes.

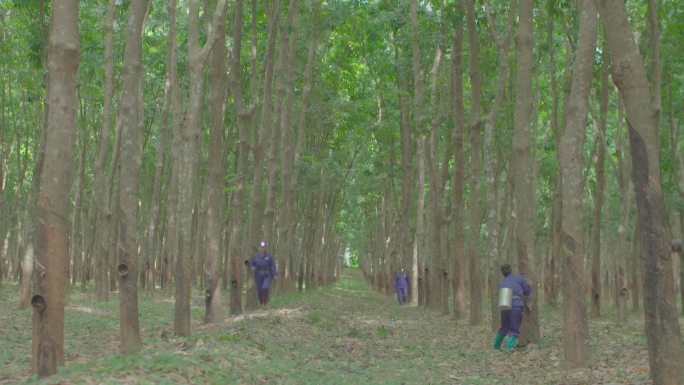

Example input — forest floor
[0,269,674,384]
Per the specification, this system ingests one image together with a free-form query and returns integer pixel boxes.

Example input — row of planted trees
[349,0,684,384]
[0,0,359,377]
[1,0,683,382]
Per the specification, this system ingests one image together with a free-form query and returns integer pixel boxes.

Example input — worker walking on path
[250,241,277,306]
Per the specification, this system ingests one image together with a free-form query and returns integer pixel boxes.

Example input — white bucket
[498,287,513,310]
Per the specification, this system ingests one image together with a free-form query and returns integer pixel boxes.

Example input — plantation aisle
[1,269,656,384]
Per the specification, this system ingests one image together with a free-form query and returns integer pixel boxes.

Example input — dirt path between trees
[0,269,660,384]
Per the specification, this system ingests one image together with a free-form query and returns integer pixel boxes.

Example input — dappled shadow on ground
[0,271,664,384]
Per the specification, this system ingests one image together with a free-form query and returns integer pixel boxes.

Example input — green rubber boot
[493,332,505,350]
[505,335,518,351]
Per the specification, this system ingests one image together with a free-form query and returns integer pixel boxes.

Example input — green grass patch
[0,269,666,384]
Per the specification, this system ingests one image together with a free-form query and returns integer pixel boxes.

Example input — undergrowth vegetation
[0,270,671,384]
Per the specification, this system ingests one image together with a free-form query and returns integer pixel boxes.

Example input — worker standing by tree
[395,268,409,306]
[493,263,532,350]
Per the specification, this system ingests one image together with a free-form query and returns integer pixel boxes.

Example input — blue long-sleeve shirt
[251,252,277,278]
[499,274,532,308]
[395,271,408,290]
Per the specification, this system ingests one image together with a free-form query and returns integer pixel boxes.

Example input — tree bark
[227,0,251,316]
[71,116,87,291]
[631,216,641,311]
[545,3,561,308]
[666,84,684,315]
[615,74,632,326]
[598,0,684,383]
[161,0,181,299]
[203,2,228,324]
[409,0,428,309]
[512,0,539,344]
[116,0,148,354]
[174,0,227,336]
[482,0,514,329]
[463,0,484,324]
[31,0,80,375]
[18,243,33,309]
[591,42,608,319]
[449,0,466,319]
[559,0,596,368]
[426,45,444,311]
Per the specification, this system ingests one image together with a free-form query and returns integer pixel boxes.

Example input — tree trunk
[631,217,641,311]
[546,4,561,308]
[31,0,80,375]
[646,0,661,134]
[559,0,596,368]
[666,84,684,315]
[108,130,121,295]
[598,0,684,383]
[227,0,251,316]
[512,0,539,344]
[409,0,428,309]
[591,43,609,318]
[426,44,444,311]
[615,90,631,325]
[161,0,181,299]
[449,0,465,318]
[73,117,87,292]
[203,4,227,324]
[482,0,514,328]
[464,0,483,324]
[116,0,147,354]
[18,244,33,309]
[174,0,227,336]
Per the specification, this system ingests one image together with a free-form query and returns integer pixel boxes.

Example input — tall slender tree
[174,0,227,336]
[116,0,148,354]
[409,0,428,308]
[227,0,252,316]
[482,0,515,329]
[615,97,631,325]
[203,0,228,324]
[90,0,117,301]
[591,39,609,318]
[31,0,80,375]
[449,0,466,319]
[465,0,483,324]
[559,0,597,368]
[511,0,539,344]
[597,0,684,382]
[546,3,562,308]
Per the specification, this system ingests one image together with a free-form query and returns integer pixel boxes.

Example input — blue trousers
[255,275,273,297]
[498,306,523,336]
[396,287,408,305]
